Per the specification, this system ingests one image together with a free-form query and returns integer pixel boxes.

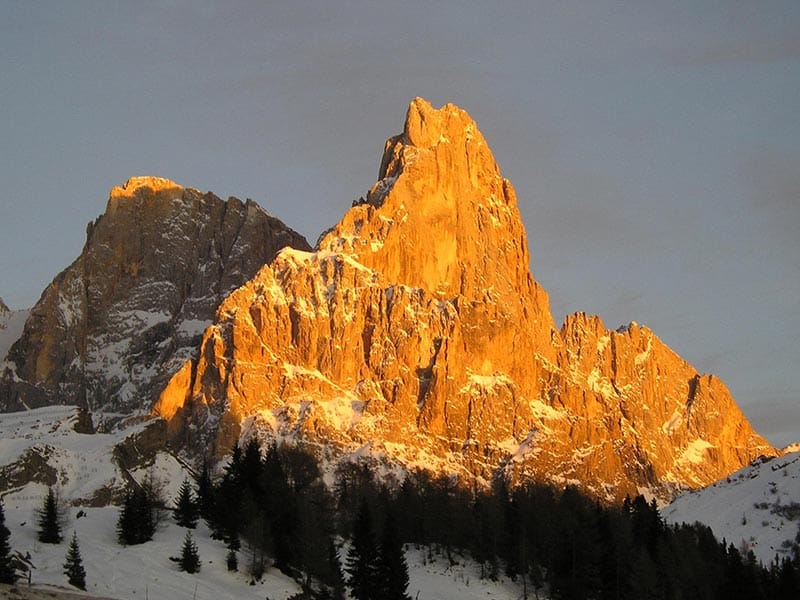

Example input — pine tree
[117,486,156,545]
[179,530,200,573]
[226,531,240,572]
[173,478,199,528]
[345,498,379,600]
[0,498,17,584]
[226,547,239,572]
[63,532,86,590]
[326,538,346,600]
[377,511,411,600]
[195,459,215,522]
[37,487,63,544]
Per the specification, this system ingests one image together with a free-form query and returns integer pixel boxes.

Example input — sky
[1,1,798,447]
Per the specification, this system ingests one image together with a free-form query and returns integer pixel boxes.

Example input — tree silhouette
[37,487,63,544]
[117,485,156,545]
[63,532,86,590]
[179,530,200,573]
[195,459,215,523]
[346,498,380,600]
[173,478,199,528]
[377,510,410,600]
[0,498,17,584]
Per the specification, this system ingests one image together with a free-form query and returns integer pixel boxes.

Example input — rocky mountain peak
[0,296,8,314]
[110,176,183,198]
[2,179,310,419]
[318,98,532,304]
[154,98,774,501]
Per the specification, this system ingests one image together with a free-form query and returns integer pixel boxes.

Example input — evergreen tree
[63,532,86,590]
[0,498,17,584]
[116,489,136,545]
[226,531,240,572]
[179,530,200,573]
[377,511,410,600]
[36,487,63,544]
[208,445,243,541]
[261,443,297,571]
[326,538,347,600]
[345,498,379,600]
[226,547,239,572]
[195,459,215,522]
[173,478,199,528]
[117,486,156,545]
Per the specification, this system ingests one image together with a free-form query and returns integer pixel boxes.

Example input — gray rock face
[1,177,310,421]
[0,297,8,314]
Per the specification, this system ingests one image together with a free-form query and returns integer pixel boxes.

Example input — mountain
[153,98,775,501]
[0,178,310,422]
[663,451,800,565]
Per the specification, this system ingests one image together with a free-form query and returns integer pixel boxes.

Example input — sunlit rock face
[1,177,310,421]
[155,99,775,502]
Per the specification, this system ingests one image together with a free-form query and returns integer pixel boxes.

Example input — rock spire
[154,99,775,501]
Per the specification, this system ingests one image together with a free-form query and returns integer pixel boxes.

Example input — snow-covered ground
[2,505,525,600]
[4,506,304,600]
[663,451,800,565]
[0,406,185,505]
[0,406,527,599]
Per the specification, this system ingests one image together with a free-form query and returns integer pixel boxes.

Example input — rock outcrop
[1,177,310,421]
[154,99,775,501]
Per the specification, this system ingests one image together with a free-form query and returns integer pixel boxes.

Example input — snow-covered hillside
[0,406,183,505]
[0,406,527,599]
[0,307,29,362]
[663,451,800,565]
[2,503,524,600]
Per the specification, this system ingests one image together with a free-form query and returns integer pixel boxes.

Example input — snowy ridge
[663,451,800,564]
[0,406,184,505]
[0,308,30,363]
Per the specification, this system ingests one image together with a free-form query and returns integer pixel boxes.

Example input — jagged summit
[154,98,774,501]
[320,98,530,303]
[0,296,8,313]
[110,176,183,198]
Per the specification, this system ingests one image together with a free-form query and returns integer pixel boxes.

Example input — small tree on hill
[179,530,200,574]
[226,531,240,572]
[0,498,17,584]
[63,532,86,590]
[173,478,199,528]
[117,485,156,545]
[37,487,63,544]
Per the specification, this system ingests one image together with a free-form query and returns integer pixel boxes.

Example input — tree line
[2,440,799,599]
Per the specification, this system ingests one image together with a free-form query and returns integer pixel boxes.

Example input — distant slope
[663,451,800,565]
[0,405,181,504]
[0,307,29,362]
